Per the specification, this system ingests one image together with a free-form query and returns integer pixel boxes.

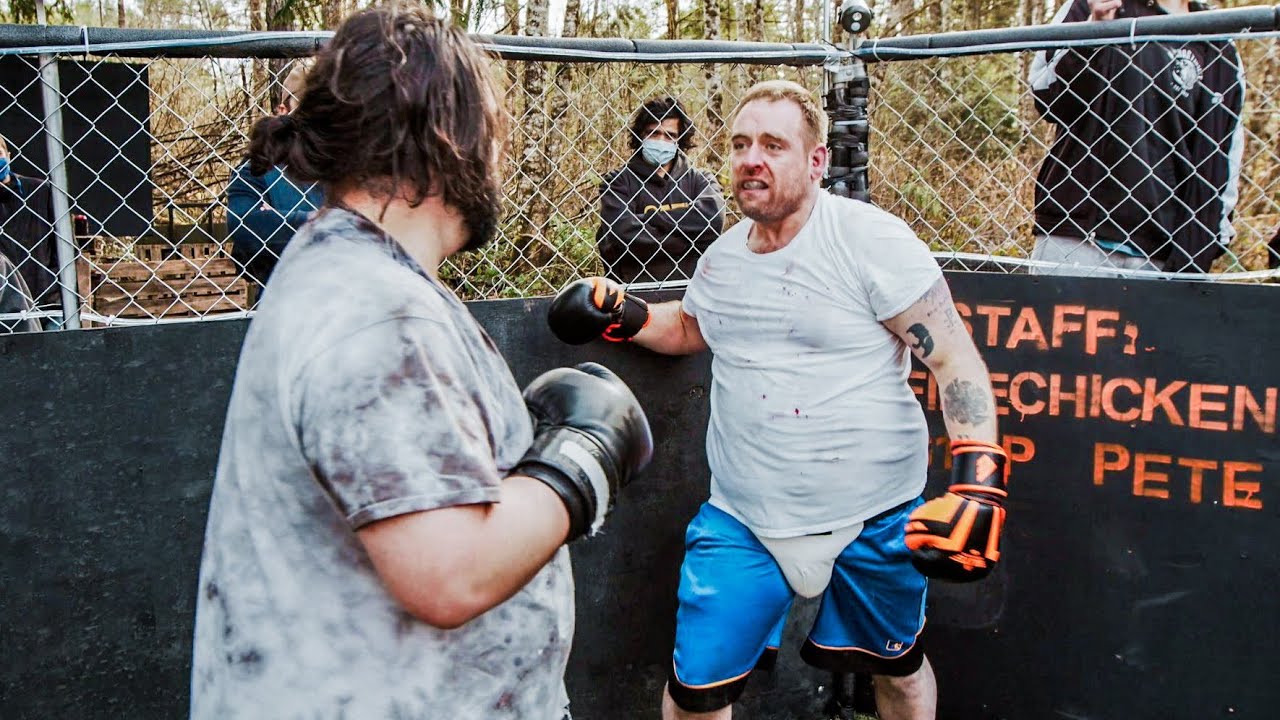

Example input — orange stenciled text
[908,370,1276,434]
[1092,442,1264,510]
[953,302,1139,356]
[927,435,1035,476]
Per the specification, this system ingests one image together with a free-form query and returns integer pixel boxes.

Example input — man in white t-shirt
[546,80,1009,720]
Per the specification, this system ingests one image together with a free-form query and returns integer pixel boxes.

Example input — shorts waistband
[863,497,918,525]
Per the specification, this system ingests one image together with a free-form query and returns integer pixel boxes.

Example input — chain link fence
[0,11,1277,331]
[869,34,1278,278]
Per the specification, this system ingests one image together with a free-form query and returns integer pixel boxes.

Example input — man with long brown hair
[190,6,652,718]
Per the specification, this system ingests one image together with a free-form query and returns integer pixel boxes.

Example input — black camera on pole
[823,1,873,204]
[839,0,873,34]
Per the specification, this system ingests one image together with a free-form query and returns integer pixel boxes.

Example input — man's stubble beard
[736,174,811,224]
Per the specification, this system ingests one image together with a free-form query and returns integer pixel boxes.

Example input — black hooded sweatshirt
[595,154,725,284]
[1030,0,1245,271]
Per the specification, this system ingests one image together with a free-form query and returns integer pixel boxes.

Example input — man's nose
[737,144,765,169]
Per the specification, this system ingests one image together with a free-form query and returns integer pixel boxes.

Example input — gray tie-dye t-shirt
[190,208,574,719]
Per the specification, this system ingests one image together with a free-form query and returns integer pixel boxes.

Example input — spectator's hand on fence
[547,278,650,345]
[1088,0,1122,22]
[514,362,654,541]
[905,440,1009,583]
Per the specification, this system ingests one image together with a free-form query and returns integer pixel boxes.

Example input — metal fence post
[822,9,881,717]
[36,0,83,330]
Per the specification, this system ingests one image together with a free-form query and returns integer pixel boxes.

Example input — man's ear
[273,103,288,116]
[810,144,829,182]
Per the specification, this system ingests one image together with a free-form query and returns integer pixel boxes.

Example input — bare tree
[792,0,805,41]
[879,0,916,35]
[702,0,725,179]
[511,0,554,271]
[551,0,583,118]
[1017,0,1036,125]
[747,0,764,81]
[323,0,343,29]
[966,0,983,30]
[502,0,521,114]
[265,0,292,111]
[724,0,739,40]
[545,0,586,241]
[663,0,679,84]
[248,0,267,115]
[929,0,946,34]
[503,0,520,33]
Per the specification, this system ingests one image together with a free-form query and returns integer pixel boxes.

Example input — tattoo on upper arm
[906,323,934,358]
[940,302,964,335]
[919,278,964,336]
[942,379,992,426]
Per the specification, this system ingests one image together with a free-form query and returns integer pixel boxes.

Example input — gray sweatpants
[1029,234,1161,278]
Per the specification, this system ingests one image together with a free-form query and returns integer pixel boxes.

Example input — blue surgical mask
[640,139,678,168]
[0,158,9,183]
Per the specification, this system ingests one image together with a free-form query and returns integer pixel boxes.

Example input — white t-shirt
[682,191,942,538]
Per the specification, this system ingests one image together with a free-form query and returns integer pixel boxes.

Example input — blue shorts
[667,500,928,712]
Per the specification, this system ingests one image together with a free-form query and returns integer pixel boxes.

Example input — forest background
[1,0,1276,297]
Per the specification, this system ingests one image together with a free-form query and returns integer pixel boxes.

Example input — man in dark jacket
[0,253,39,333]
[0,133,59,316]
[596,97,725,284]
[1029,0,1244,275]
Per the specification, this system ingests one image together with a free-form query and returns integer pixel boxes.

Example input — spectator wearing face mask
[595,97,725,285]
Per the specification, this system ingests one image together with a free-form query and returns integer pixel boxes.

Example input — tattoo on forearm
[906,323,935,358]
[942,379,992,426]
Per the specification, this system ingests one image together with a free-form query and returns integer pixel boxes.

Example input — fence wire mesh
[869,36,1279,277]
[0,28,1276,331]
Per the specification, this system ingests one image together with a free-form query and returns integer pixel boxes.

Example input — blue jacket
[226,164,323,286]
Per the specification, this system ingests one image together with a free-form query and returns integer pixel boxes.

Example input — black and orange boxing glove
[547,277,650,345]
[905,440,1008,582]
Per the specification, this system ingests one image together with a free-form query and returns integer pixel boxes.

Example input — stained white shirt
[683,191,942,538]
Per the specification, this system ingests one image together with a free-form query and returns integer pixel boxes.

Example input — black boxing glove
[513,362,653,541]
[547,277,650,345]
[905,440,1008,582]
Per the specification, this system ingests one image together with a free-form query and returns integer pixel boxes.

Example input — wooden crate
[77,241,249,322]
